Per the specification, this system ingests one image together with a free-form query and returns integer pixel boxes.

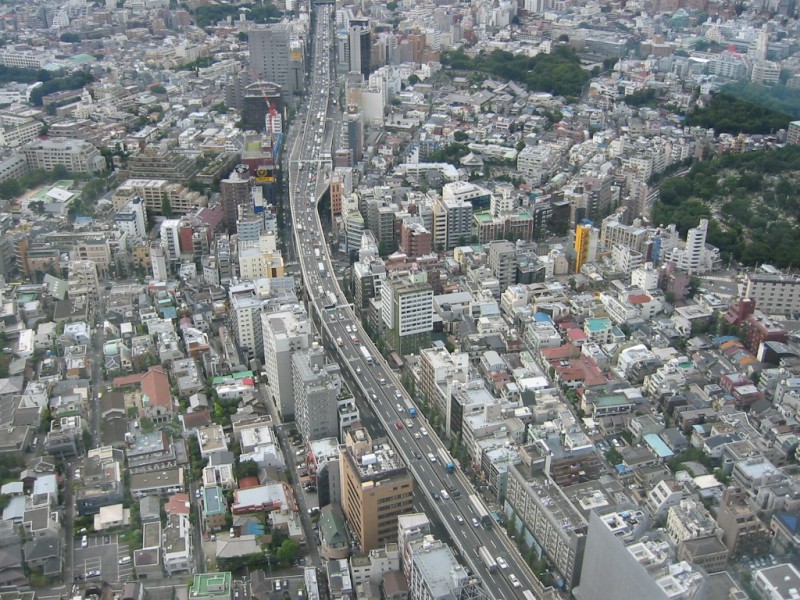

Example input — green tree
[453,130,469,142]
[276,539,299,564]
[234,459,259,480]
[60,32,80,43]
[161,193,173,217]
[150,84,167,95]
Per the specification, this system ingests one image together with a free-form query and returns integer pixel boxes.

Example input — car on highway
[371,393,378,401]
[396,403,404,413]
[404,419,414,428]
[497,557,509,570]
[420,427,428,436]
[394,421,404,430]
[472,518,480,527]
[440,490,450,500]
[509,574,521,588]
[414,432,420,439]
[457,516,464,525]
[428,453,437,462]
[415,453,423,460]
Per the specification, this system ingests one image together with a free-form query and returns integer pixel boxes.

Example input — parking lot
[72,532,133,583]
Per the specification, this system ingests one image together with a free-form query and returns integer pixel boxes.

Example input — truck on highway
[438,448,455,473]
[477,546,498,574]
[359,346,373,364]
[469,494,492,527]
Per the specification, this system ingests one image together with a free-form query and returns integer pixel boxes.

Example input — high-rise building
[418,345,469,437]
[114,197,147,239]
[505,443,588,590]
[348,18,371,78]
[228,282,263,362]
[151,243,168,282]
[381,270,433,356]
[68,260,100,302]
[407,536,470,600]
[339,427,414,552]
[574,221,598,273]
[487,240,516,292]
[262,306,312,420]
[248,24,303,98]
[433,193,473,251]
[220,168,253,233]
[670,218,708,274]
[744,272,800,316]
[292,344,343,442]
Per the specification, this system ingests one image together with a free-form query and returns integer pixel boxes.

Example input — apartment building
[22,138,105,174]
[292,344,343,442]
[261,305,311,420]
[744,273,800,316]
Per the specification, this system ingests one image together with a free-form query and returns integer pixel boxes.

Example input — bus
[318,261,326,274]
[314,248,321,259]
[469,494,492,527]
[359,346,372,364]
[477,546,498,574]
[522,592,537,600]
[325,291,337,309]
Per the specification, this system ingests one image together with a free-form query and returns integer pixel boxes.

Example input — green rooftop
[474,210,494,223]
[190,572,232,597]
[585,317,612,332]
[592,395,632,407]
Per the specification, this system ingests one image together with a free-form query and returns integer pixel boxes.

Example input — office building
[220,168,253,233]
[407,536,471,600]
[262,306,312,420]
[249,24,303,98]
[348,18,371,78]
[381,270,433,356]
[292,344,343,443]
[22,137,106,174]
[340,427,414,552]
[716,487,771,556]
[418,345,469,438]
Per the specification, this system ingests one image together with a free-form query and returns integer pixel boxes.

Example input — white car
[509,574,521,588]
[81,535,88,548]
[420,427,428,436]
[414,432,421,439]
[440,490,450,500]
[472,518,480,527]
[497,557,509,570]
[404,419,414,428]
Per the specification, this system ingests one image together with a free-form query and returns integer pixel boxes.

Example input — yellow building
[574,222,598,274]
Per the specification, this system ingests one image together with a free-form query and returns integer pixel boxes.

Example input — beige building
[68,260,100,303]
[112,178,207,216]
[340,427,414,552]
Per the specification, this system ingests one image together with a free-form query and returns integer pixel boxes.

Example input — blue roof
[643,433,675,459]
[615,464,631,474]
[777,512,800,534]
[160,306,177,319]
[534,312,554,323]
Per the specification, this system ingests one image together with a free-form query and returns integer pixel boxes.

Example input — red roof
[113,366,173,410]
[628,294,651,305]
[165,493,191,516]
[567,328,586,342]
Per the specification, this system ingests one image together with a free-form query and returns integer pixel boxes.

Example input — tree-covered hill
[651,145,800,268]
